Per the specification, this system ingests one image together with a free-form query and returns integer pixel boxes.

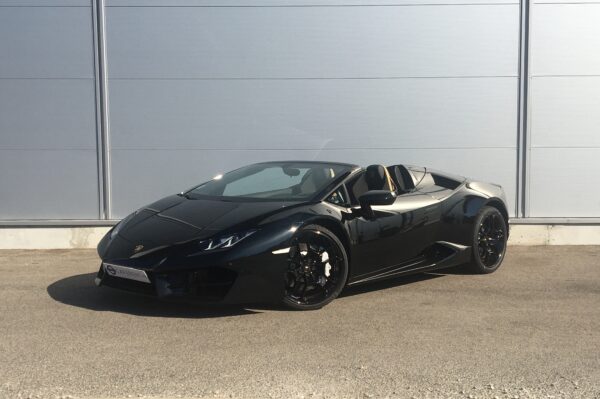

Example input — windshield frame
[183,161,358,203]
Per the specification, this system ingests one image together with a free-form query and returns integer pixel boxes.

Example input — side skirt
[347,241,472,286]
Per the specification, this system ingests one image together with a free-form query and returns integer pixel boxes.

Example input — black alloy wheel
[469,206,508,273]
[282,225,348,310]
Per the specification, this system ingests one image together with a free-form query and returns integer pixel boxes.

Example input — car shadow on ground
[48,268,463,317]
[47,273,263,318]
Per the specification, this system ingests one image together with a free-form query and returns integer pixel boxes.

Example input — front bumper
[96,250,287,305]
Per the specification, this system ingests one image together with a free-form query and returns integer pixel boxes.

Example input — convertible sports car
[96,161,509,310]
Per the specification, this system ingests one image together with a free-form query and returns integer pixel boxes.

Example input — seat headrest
[389,165,415,193]
[365,164,389,191]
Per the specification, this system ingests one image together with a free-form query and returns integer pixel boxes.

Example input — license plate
[103,263,150,284]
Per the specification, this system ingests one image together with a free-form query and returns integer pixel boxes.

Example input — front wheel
[468,206,508,274]
[282,225,348,310]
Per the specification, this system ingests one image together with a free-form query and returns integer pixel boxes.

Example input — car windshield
[186,162,353,201]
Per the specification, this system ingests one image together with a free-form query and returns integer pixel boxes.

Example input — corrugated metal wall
[528,0,600,217]
[106,0,519,218]
[0,0,99,219]
[0,0,597,221]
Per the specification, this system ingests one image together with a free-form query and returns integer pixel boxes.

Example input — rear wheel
[468,206,508,274]
[282,225,348,310]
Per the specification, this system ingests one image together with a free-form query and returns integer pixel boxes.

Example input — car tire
[282,225,349,310]
[468,206,508,274]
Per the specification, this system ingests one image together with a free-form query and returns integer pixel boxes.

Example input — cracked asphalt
[0,246,599,399]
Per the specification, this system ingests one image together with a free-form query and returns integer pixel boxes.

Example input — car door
[345,173,442,281]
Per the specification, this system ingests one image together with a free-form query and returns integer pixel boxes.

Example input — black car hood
[106,195,303,258]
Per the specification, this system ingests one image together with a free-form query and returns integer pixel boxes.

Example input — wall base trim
[508,224,600,246]
[0,227,111,250]
[510,217,600,225]
[1,225,599,249]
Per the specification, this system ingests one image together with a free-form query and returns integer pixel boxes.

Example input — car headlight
[199,229,257,251]
[110,211,137,239]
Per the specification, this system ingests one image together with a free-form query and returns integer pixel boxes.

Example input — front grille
[191,268,237,300]
[152,267,238,301]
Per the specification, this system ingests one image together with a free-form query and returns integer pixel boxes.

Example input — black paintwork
[97,162,509,304]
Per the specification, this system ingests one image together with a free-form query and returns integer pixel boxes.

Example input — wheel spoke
[481,246,488,263]
[490,239,503,256]
[301,280,309,299]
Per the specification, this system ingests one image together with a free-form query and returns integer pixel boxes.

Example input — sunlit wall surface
[0,0,596,221]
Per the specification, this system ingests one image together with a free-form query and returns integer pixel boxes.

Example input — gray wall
[0,0,99,219]
[528,0,600,217]
[0,0,597,221]
[105,0,519,218]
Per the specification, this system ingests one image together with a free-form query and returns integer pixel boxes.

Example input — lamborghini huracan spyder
[96,161,509,310]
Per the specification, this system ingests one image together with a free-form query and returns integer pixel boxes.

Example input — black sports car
[96,161,509,310]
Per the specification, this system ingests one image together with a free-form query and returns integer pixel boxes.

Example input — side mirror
[359,190,396,212]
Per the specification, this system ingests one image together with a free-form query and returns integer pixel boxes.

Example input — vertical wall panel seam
[93,0,112,219]
[524,0,532,218]
[91,0,104,219]
[516,0,530,218]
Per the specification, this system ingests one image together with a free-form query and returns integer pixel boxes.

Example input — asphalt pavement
[0,246,598,399]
